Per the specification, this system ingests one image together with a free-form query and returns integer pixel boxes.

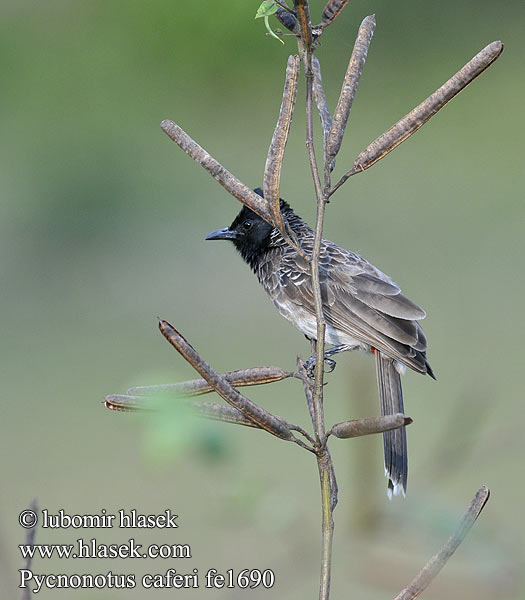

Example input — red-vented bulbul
[206,189,434,497]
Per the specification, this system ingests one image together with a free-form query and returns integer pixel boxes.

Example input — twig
[294,0,313,55]
[295,4,328,439]
[264,54,305,255]
[274,0,294,13]
[297,357,315,425]
[312,56,332,152]
[293,6,336,598]
[325,14,376,177]
[301,40,327,437]
[20,499,38,600]
[158,319,301,443]
[330,41,504,195]
[317,450,335,599]
[298,359,339,512]
[307,124,327,433]
[329,413,412,439]
[297,4,327,444]
[394,486,490,600]
[160,120,273,225]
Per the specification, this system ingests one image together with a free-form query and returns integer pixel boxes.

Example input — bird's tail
[375,349,407,498]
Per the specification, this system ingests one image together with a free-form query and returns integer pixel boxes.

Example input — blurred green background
[1,0,523,598]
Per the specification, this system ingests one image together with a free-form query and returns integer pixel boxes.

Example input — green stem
[318,458,334,600]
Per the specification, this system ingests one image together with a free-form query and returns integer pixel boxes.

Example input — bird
[205,188,434,497]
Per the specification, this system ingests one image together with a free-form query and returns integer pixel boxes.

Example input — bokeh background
[1,0,523,598]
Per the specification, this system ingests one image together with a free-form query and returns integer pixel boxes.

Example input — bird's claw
[325,358,337,373]
[304,355,337,378]
[304,355,317,377]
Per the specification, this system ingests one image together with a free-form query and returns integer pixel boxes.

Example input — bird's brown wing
[266,239,430,373]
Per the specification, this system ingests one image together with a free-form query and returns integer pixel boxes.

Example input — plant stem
[294,3,336,597]
[318,451,335,600]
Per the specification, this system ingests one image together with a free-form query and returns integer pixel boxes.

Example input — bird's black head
[205,188,288,270]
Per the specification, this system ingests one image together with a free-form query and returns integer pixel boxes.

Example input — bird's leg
[304,344,353,378]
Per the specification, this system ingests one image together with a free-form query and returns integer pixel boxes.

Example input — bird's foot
[304,354,337,378]
[304,345,354,378]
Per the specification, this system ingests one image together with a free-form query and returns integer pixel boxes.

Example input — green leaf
[255,0,278,19]
[264,15,285,44]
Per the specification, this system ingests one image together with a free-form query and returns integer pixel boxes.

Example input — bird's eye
[243,220,253,230]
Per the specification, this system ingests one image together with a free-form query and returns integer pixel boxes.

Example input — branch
[325,14,376,176]
[296,9,327,432]
[297,357,338,512]
[329,413,412,439]
[293,0,313,55]
[297,356,315,425]
[293,5,335,598]
[160,120,273,225]
[312,56,332,153]
[158,319,302,443]
[273,0,294,13]
[394,486,490,600]
[293,2,328,435]
[330,40,504,196]
[317,450,335,600]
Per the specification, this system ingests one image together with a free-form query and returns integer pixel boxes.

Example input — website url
[19,539,191,560]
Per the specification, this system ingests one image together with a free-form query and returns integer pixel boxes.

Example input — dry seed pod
[321,0,349,27]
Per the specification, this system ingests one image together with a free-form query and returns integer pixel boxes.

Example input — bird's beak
[205,227,239,241]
